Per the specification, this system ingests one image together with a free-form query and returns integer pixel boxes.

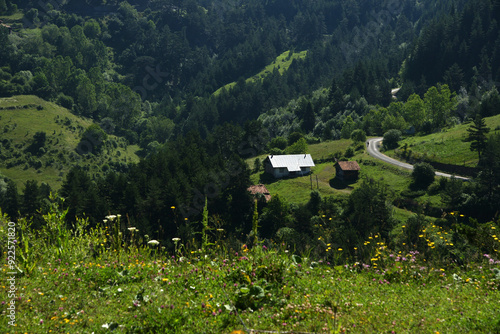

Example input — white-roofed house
[263,154,315,178]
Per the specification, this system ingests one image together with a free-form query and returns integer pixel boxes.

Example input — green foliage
[268,137,287,151]
[344,146,354,158]
[423,84,455,129]
[350,129,366,143]
[253,157,261,173]
[403,93,426,131]
[411,162,435,190]
[343,178,393,240]
[287,132,304,146]
[3,203,499,333]
[466,115,490,160]
[340,115,356,139]
[383,129,402,150]
[285,137,308,154]
[80,123,108,154]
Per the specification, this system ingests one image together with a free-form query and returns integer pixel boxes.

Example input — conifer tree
[467,115,490,160]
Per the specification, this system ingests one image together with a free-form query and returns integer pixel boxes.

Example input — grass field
[386,114,500,167]
[0,95,140,190]
[213,50,308,96]
[1,211,499,333]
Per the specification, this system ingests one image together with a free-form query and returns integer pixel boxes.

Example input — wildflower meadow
[1,200,500,333]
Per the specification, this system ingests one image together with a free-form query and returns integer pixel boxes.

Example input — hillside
[213,50,308,96]
[0,95,140,190]
[247,139,443,221]
[386,114,500,167]
[1,210,499,333]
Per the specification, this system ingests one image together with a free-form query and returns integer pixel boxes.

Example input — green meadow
[0,95,140,190]
[386,114,500,167]
[1,209,499,333]
[214,50,308,96]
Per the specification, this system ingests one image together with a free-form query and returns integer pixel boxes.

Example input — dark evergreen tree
[466,115,490,160]
[4,180,19,221]
[302,101,315,133]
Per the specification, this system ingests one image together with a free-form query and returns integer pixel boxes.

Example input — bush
[350,129,367,143]
[285,137,308,154]
[56,94,74,110]
[288,132,304,146]
[268,137,287,150]
[383,129,402,150]
[411,162,435,190]
[344,146,354,158]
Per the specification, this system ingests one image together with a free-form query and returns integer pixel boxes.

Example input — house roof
[266,154,315,172]
[337,161,360,171]
[247,184,271,202]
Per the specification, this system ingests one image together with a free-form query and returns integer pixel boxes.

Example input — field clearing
[247,140,444,209]
[386,114,500,166]
[213,50,308,95]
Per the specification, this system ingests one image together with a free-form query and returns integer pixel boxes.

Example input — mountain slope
[0,95,140,189]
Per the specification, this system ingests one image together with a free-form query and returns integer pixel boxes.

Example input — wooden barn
[335,161,360,181]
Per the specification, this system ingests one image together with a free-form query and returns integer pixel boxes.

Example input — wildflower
[148,240,160,246]
[172,238,181,242]
[338,248,343,251]
[106,215,117,221]
[128,227,138,232]
[171,206,176,209]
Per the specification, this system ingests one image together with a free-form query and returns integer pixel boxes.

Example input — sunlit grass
[1,208,499,333]
[213,50,308,96]
[386,114,500,167]
[0,95,140,189]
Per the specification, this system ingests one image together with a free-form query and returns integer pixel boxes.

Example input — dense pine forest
[0,0,499,260]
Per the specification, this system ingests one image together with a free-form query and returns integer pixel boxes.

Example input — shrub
[344,146,354,158]
[268,136,287,150]
[56,94,74,110]
[350,129,367,143]
[383,129,402,149]
[411,162,435,189]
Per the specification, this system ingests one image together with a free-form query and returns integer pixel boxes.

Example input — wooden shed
[335,161,360,181]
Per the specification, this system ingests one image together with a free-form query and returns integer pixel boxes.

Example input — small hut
[335,161,360,181]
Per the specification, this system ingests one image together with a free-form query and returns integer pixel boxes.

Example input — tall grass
[1,200,499,333]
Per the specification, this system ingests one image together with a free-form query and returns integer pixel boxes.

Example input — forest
[1,0,500,260]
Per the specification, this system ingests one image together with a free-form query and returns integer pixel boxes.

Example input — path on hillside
[366,138,470,180]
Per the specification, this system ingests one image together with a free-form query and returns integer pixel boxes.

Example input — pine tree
[467,115,490,160]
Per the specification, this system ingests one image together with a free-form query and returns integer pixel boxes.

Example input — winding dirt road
[366,138,470,181]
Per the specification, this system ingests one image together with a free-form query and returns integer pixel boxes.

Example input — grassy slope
[386,114,500,167]
[0,95,140,190]
[2,214,499,333]
[213,50,308,96]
